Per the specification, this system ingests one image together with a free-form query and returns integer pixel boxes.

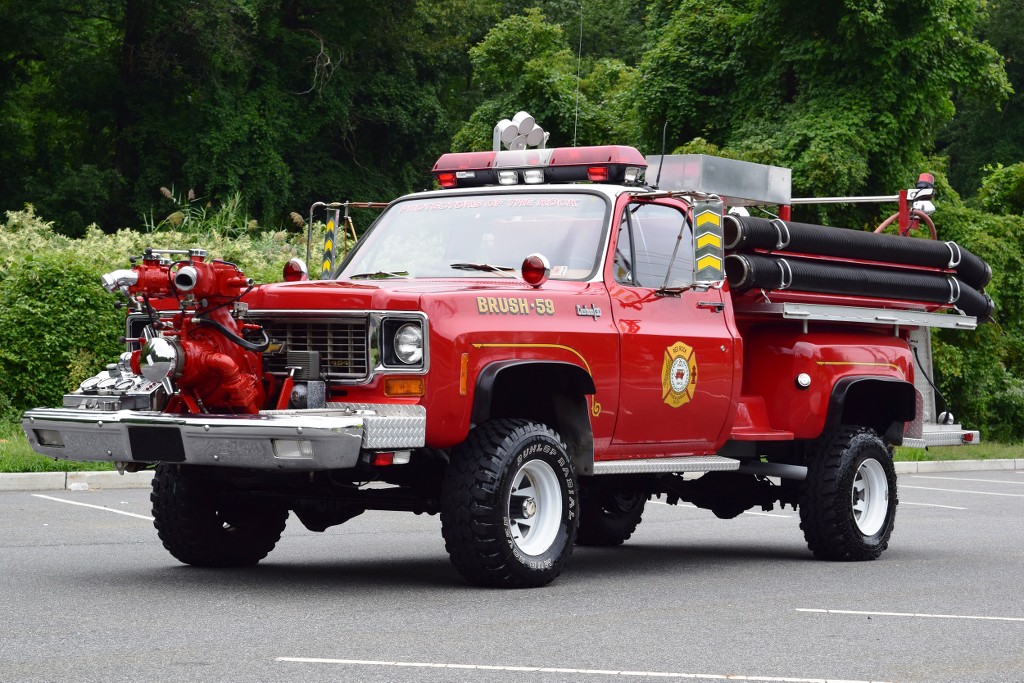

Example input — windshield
[339,192,609,280]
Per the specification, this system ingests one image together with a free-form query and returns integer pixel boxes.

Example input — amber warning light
[433,145,647,189]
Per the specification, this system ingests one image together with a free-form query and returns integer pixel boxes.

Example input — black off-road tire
[798,426,898,561]
[440,419,578,588]
[151,464,288,567]
[576,485,646,546]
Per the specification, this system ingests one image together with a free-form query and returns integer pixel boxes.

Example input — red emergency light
[432,145,647,188]
[433,151,498,188]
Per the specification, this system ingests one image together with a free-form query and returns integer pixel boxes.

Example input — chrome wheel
[852,457,888,536]
[508,459,562,556]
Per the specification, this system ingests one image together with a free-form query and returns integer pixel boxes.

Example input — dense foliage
[0,207,324,418]
[1,0,1023,440]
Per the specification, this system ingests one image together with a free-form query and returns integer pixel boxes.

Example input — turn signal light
[384,377,425,397]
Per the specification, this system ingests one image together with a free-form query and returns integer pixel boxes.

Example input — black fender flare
[471,360,596,425]
[470,360,596,473]
[826,376,916,445]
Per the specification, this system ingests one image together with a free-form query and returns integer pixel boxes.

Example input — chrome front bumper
[21,403,425,471]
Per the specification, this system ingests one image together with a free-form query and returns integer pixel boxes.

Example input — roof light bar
[547,146,648,183]
[431,145,647,189]
[432,151,497,188]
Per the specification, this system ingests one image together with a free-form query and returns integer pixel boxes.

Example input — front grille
[256,317,369,381]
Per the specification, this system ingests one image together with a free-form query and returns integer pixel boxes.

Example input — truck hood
[248,278,558,312]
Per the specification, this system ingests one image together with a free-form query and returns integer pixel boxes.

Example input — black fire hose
[723,215,992,290]
[725,253,994,322]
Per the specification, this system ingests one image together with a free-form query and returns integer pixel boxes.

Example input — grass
[894,442,1022,461]
[1,416,1020,473]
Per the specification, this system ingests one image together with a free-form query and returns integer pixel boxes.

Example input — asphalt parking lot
[2,469,1022,683]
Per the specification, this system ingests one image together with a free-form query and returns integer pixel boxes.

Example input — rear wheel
[798,426,897,561]
[576,484,646,546]
[441,419,578,588]
[151,464,288,567]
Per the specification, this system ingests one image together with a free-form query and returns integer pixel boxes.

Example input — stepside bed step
[593,455,740,475]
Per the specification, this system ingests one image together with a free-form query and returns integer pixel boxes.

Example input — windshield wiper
[349,270,410,280]
[449,262,517,278]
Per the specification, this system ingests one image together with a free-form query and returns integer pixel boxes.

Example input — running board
[593,455,740,475]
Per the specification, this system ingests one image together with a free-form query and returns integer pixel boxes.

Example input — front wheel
[151,464,288,567]
[441,419,578,588]
[798,426,897,561]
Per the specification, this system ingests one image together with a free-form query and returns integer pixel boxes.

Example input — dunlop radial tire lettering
[798,426,897,561]
[440,419,578,588]
[151,464,288,567]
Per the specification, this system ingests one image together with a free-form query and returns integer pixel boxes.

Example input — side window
[614,204,693,288]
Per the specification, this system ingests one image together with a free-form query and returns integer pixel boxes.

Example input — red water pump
[103,248,267,414]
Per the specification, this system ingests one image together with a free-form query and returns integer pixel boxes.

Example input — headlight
[139,337,181,383]
[393,323,423,365]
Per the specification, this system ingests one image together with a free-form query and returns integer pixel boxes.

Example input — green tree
[512,0,649,65]
[633,0,1010,207]
[941,0,1024,195]
[0,0,126,235]
[0,0,501,232]
[452,8,637,151]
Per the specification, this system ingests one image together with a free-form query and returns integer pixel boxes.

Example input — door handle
[697,301,726,312]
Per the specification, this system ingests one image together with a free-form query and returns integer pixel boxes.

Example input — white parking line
[907,475,1024,486]
[276,656,893,682]
[743,510,792,518]
[899,485,1024,498]
[32,494,155,521]
[899,501,967,510]
[797,608,1024,623]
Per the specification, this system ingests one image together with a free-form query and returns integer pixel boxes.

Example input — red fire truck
[22,142,991,587]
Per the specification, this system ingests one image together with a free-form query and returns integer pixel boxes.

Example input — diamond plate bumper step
[592,455,740,475]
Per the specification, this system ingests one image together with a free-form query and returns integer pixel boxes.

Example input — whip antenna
[654,120,668,188]
[572,4,583,146]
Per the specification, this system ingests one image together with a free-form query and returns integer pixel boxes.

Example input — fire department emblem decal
[662,341,698,408]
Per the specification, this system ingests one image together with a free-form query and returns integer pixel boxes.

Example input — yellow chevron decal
[695,210,721,227]
[696,254,722,271]
[696,232,722,249]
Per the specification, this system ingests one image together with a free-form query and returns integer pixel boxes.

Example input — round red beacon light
[283,258,309,282]
[521,253,550,287]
